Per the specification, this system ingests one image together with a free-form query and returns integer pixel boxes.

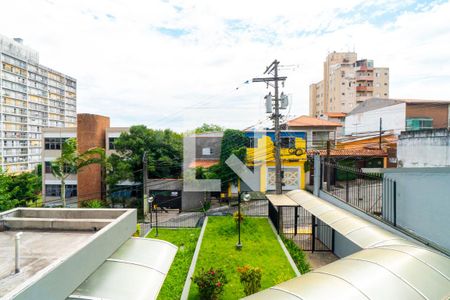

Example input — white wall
[345,103,406,135]
[397,129,450,167]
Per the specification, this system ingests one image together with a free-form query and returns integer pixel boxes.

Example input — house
[283,115,342,149]
[244,130,307,192]
[344,97,450,135]
[320,112,347,136]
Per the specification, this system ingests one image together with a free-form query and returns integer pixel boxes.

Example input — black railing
[322,161,383,217]
[280,205,332,251]
[145,199,269,230]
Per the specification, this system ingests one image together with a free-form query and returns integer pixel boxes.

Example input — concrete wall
[334,231,362,258]
[345,103,405,135]
[182,191,205,211]
[397,129,450,167]
[383,168,450,252]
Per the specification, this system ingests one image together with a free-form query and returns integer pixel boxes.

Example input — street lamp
[236,191,251,250]
[148,194,158,237]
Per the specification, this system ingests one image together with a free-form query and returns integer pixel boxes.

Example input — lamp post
[236,191,251,250]
[148,195,158,237]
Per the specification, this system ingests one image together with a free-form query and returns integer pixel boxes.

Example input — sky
[1,0,450,131]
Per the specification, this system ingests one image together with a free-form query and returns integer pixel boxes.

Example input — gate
[269,202,333,252]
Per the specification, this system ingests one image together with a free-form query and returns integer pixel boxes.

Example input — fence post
[345,170,349,203]
[331,229,335,253]
[311,215,316,252]
[393,181,397,226]
[294,206,298,236]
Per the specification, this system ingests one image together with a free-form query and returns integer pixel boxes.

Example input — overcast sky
[1,0,449,131]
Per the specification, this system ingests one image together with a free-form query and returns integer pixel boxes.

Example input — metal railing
[321,161,396,224]
[322,161,383,216]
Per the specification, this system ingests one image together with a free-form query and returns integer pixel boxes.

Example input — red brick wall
[77,114,110,206]
[406,103,449,129]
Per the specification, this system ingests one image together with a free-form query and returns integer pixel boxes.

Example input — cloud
[1,0,449,131]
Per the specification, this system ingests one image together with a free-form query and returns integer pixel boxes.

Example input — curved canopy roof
[250,190,450,300]
[68,238,177,300]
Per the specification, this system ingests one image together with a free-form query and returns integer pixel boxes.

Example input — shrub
[192,268,228,300]
[281,236,311,274]
[237,265,262,296]
[133,224,141,237]
[81,199,105,208]
[233,211,245,224]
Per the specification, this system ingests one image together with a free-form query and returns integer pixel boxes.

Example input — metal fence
[143,199,268,231]
[269,201,332,252]
[322,161,383,216]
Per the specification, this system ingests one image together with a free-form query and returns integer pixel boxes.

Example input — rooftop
[287,115,342,127]
[324,112,347,118]
[0,230,93,297]
[0,208,136,299]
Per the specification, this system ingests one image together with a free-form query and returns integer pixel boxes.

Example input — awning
[266,194,298,207]
[245,190,450,300]
[68,238,177,300]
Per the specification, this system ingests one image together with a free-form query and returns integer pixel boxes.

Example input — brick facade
[406,103,449,129]
[76,114,110,205]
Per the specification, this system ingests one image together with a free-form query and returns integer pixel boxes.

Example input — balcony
[356,86,373,92]
[356,75,373,82]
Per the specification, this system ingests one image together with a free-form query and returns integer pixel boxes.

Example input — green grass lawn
[188,217,296,299]
[146,228,201,300]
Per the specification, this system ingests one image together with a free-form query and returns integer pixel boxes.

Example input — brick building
[42,113,124,206]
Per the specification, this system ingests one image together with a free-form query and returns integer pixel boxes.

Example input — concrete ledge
[180,217,208,300]
[3,217,114,231]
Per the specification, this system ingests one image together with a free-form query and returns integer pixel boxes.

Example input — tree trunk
[61,180,66,208]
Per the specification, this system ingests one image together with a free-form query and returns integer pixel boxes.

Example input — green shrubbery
[281,235,311,274]
[193,267,228,300]
[81,199,105,208]
[237,265,262,296]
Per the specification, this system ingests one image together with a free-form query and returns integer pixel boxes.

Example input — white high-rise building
[0,34,76,172]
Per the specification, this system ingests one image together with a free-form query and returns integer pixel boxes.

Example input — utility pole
[253,60,287,195]
[142,151,149,218]
[379,118,382,150]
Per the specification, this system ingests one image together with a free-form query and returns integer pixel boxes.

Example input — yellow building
[243,131,307,193]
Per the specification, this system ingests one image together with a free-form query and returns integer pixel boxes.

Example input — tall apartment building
[0,34,76,172]
[309,51,389,117]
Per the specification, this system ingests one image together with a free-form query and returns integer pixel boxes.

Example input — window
[406,118,433,131]
[109,137,117,150]
[44,137,67,150]
[45,161,76,174]
[247,137,257,148]
[45,161,52,174]
[384,83,388,85]
[280,137,295,148]
[45,184,77,197]
[375,73,380,77]
[202,147,212,155]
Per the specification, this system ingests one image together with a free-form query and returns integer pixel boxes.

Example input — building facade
[42,114,124,206]
[245,130,307,192]
[0,35,76,172]
[309,51,389,117]
[344,98,450,135]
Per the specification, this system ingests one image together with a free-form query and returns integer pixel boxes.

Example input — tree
[51,138,108,207]
[107,125,183,188]
[194,123,224,134]
[0,169,41,212]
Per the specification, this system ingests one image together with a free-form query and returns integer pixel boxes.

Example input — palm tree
[51,138,109,207]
